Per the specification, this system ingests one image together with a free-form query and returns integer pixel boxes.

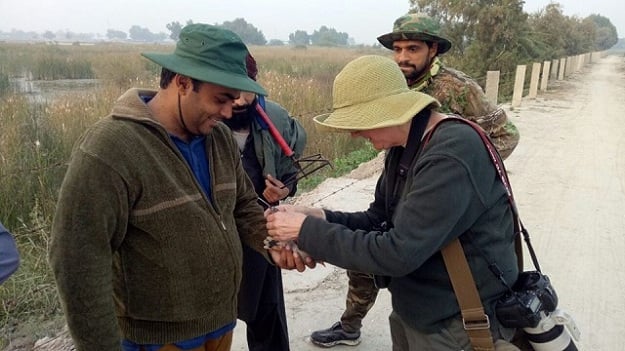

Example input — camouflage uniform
[379,13,520,160]
[418,61,520,159]
[329,12,520,339]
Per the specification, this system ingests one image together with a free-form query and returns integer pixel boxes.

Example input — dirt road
[231,54,625,350]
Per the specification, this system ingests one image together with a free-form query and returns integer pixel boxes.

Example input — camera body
[496,271,558,328]
[496,271,579,351]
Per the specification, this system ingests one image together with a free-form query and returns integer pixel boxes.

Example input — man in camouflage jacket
[310,13,520,348]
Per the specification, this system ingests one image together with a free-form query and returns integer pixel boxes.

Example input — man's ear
[429,42,439,60]
[175,75,192,95]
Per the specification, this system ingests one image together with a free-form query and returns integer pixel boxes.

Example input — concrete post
[567,56,574,75]
[551,59,559,80]
[577,55,583,71]
[540,61,551,91]
[528,62,541,99]
[511,65,526,108]
[558,58,566,80]
[485,71,500,105]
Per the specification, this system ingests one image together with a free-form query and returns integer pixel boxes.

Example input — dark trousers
[238,244,289,351]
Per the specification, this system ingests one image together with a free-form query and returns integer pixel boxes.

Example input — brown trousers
[144,331,233,351]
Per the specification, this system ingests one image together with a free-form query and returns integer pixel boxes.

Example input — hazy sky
[0,0,622,44]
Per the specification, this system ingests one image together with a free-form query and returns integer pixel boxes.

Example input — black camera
[496,271,558,328]
[497,272,580,351]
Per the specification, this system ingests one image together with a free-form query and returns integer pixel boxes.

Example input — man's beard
[399,56,432,81]
[401,64,421,81]
[224,106,252,131]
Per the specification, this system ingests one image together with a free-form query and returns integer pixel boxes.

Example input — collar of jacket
[408,57,442,91]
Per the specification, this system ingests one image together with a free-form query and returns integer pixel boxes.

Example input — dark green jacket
[298,119,519,332]
[250,98,306,194]
[49,88,268,350]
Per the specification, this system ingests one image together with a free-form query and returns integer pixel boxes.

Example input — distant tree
[529,4,598,56]
[43,31,55,40]
[289,30,310,46]
[411,0,534,77]
[129,25,161,42]
[218,18,266,45]
[268,39,285,46]
[587,14,618,50]
[310,26,349,46]
[166,21,182,40]
[166,20,193,40]
[527,3,569,58]
[575,17,598,53]
[155,32,168,41]
[106,29,127,40]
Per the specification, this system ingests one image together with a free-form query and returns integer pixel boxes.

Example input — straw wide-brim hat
[314,55,439,132]
[142,23,266,96]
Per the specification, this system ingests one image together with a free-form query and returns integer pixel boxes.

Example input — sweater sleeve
[230,132,272,260]
[263,100,307,197]
[49,150,128,351]
[0,223,19,284]
[298,125,492,276]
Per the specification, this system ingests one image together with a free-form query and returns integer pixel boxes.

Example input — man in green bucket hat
[310,13,521,348]
[49,23,301,351]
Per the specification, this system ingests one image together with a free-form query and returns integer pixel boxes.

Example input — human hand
[268,246,316,272]
[266,204,326,219]
[265,210,307,242]
[263,174,289,203]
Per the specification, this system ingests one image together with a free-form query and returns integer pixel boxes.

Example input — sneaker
[310,322,361,347]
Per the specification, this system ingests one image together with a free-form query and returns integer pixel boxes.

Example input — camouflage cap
[377,13,452,54]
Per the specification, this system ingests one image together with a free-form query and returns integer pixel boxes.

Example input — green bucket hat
[142,23,266,96]
[314,55,439,133]
[377,13,452,55]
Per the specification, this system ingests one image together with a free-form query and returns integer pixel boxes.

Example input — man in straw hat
[310,13,521,347]
[49,23,303,351]
[265,55,520,350]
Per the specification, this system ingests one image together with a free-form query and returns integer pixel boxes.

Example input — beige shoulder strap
[441,239,495,351]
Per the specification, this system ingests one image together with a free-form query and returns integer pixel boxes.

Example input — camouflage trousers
[339,270,379,333]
